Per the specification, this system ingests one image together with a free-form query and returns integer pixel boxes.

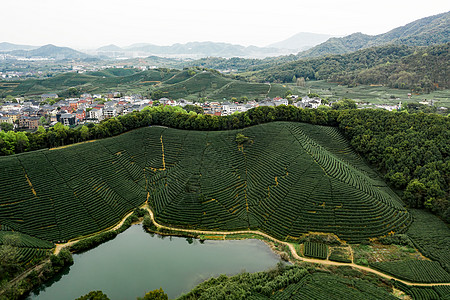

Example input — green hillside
[242,43,449,91]
[0,69,181,97]
[0,122,410,244]
[0,69,291,100]
[330,43,450,92]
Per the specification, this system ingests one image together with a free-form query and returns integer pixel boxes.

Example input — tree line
[0,104,448,222]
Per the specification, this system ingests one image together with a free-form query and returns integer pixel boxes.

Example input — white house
[103,107,117,118]
[89,108,103,120]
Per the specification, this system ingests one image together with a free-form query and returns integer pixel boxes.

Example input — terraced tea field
[0,122,410,245]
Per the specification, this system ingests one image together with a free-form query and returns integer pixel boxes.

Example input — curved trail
[141,205,450,287]
[54,209,136,255]
[51,203,450,287]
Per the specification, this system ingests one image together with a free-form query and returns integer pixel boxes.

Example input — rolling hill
[8,44,92,60]
[0,42,38,52]
[97,44,123,51]
[0,68,291,100]
[0,122,411,244]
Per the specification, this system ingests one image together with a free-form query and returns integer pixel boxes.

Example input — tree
[296,77,305,87]
[137,288,168,300]
[37,126,46,134]
[0,122,13,132]
[66,87,81,98]
[235,133,251,145]
[307,93,320,98]
[5,95,16,103]
[284,90,292,98]
[403,179,427,208]
[240,96,248,103]
[39,116,47,125]
[184,104,203,114]
[0,233,20,280]
[151,90,164,100]
[317,105,331,111]
[332,98,357,110]
[75,291,110,300]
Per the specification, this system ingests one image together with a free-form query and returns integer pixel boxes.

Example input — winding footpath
[49,203,450,288]
[139,205,450,287]
[54,209,137,255]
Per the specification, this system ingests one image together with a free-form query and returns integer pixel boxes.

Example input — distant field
[3,68,447,106]
[286,80,450,107]
[0,122,410,244]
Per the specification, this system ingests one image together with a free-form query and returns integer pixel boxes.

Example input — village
[0,92,334,131]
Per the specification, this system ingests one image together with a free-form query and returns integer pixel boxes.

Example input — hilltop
[8,44,92,60]
[297,11,450,58]
[0,122,410,243]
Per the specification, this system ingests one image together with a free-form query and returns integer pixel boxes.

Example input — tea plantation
[0,122,411,244]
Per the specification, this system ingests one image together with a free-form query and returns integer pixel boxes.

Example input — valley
[0,8,449,300]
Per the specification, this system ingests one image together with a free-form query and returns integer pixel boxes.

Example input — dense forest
[330,43,449,92]
[238,43,449,92]
[0,105,448,222]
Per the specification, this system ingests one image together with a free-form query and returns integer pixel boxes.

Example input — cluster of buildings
[0,93,153,130]
[200,95,323,116]
[0,92,329,131]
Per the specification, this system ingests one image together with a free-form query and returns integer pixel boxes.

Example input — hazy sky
[2,0,449,49]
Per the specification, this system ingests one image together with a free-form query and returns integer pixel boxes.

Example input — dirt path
[54,209,136,255]
[265,83,272,97]
[4,204,448,297]
[142,204,450,287]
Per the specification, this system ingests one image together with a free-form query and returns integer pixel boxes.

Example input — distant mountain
[0,42,38,51]
[268,32,335,51]
[97,44,123,51]
[9,44,91,60]
[298,11,450,58]
[118,41,291,58]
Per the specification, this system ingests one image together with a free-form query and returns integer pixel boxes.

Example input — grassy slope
[0,122,410,244]
[0,69,291,100]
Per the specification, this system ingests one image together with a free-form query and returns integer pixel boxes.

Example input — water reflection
[29,225,281,299]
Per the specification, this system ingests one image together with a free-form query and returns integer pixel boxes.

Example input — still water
[29,225,281,299]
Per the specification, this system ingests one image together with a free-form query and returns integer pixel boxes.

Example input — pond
[29,225,281,299]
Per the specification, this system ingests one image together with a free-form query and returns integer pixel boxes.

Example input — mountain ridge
[268,32,335,51]
[8,44,92,60]
[0,42,38,51]
[297,11,450,58]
